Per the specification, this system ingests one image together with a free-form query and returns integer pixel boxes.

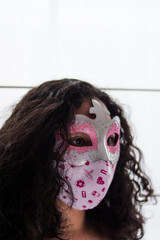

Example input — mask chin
[58,159,118,210]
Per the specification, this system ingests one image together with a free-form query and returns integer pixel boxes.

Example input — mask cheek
[65,135,97,166]
[66,144,97,154]
[64,149,97,166]
[108,142,119,154]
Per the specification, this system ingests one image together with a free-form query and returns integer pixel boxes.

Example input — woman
[0,79,156,240]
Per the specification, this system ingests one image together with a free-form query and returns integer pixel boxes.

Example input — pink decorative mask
[57,99,121,210]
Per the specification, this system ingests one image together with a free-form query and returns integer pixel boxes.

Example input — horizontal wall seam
[0,86,160,92]
[101,88,160,92]
[0,86,33,89]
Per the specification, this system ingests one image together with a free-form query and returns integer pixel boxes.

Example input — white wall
[0,1,159,239]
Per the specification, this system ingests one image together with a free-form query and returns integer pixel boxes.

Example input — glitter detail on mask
[106,119,120,163]
[67,122,98,153]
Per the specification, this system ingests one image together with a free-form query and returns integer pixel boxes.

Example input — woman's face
[57,98,121,210]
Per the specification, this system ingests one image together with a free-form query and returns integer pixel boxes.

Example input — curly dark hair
[0,79,156,240]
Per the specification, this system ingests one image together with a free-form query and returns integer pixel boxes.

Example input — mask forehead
[74,99,111,130]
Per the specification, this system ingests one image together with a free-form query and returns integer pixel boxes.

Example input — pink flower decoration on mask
[76,180,85,188]
[58,163,65,170]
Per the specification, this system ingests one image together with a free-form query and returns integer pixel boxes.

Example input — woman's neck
[45,200,111,240]
[57,199,86,232]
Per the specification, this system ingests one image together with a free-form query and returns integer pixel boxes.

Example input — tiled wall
[0,1,160,239]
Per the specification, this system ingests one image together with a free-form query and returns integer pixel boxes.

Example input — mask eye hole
[68,132,93,147]
[107,133,119,146]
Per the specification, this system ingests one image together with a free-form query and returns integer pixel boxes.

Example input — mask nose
[97,140,109,161]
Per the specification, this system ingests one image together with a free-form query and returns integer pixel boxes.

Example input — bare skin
[45,98,111,240]
[54,199,102,240]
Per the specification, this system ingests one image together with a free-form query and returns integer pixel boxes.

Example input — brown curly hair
[0,79,156,240]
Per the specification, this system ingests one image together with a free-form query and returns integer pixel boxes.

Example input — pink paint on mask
[67,122,98,153]
[106,122,120,154]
